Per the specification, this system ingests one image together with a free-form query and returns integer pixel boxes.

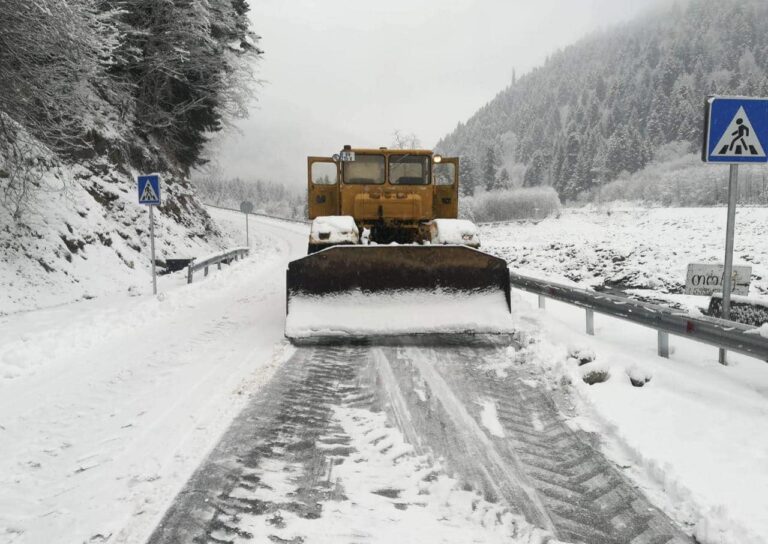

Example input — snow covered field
[481,206,768,312]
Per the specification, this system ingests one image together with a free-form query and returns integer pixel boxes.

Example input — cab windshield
[389,154,430,185]
[342,154,385,184]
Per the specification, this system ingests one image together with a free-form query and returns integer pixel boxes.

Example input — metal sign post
[149,206,157,295]
[719,164,739,364]
[138,174,162,295]
[240,200,254,247]
[702,96,768,364]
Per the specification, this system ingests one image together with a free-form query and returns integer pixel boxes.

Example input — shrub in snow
[626,365,652,388]
[568,347,596,366]
[582,369,610,385]
[707,294,768,327]
[470,187,560,223]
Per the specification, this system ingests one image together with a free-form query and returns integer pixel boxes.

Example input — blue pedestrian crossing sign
[137,174,161,205]
[703,96,768,163]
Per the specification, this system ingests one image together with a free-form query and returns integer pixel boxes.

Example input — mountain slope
[437,0,768,200]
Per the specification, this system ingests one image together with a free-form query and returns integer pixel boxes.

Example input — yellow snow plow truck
[285,145,513,344]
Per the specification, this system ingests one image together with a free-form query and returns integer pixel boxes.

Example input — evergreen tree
[483,147,498,191]
[459,155,476,196]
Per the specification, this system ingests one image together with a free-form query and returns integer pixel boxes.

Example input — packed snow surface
[231,406,555,544]
[286,289,514,338]
[0,207,308,544]
[508,289,768,544]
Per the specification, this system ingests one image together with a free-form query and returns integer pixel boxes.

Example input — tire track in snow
[147,343,692,544]
[402,345,692,544]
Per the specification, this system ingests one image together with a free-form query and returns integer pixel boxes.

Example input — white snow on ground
[481,207,768,312]
[0,207,308,544]
[4,204,768,544]
[479,400,505,438]
[505,289,768,544]
[286,289,514,338]
[233,406,558,544]
[0,164,226,316]
[481,206,768,542]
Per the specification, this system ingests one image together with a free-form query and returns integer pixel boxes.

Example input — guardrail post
[538,295,546,309]
[187,266,193,284]
[658,331,670,358]
[204,265,209,277]
[217,261,222,270]
[586,309,595,335]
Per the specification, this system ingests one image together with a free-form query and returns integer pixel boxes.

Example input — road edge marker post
[702,96,768,364]
[138,174,162,295]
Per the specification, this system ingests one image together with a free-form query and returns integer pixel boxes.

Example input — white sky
[209,0,674,187]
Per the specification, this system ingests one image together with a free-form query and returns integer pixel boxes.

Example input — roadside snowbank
[507,289,768,544]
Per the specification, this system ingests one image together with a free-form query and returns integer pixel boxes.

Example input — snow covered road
[2,208,766,544]
[147,344,690,544]
[0,210,308,544]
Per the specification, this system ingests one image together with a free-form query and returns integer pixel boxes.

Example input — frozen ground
[1,206,767,544]
[0,208,307,543]
[508,289,768,544]
[481,206,768,312]
[0,165,224,316]
[480,207,768,542]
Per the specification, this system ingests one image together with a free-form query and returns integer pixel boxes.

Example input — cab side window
[311,162,338,185]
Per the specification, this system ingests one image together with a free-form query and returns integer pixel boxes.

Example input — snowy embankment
[0,208,307,543]
[481,206,768,312]
[0,163,225,316]
[485,207,768,544]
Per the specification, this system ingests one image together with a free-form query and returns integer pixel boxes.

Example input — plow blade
[285,245,513,345]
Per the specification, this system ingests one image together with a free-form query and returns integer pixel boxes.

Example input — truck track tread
[146,345,692,544]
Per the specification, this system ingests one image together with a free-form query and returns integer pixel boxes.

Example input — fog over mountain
[212,0,675,187]
[436,0,768,201]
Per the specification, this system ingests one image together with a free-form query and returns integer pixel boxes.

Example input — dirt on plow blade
[285,245,514,345]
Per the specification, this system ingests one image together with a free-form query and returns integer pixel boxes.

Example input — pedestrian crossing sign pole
[137,174,161,296]
[702,96,768,364]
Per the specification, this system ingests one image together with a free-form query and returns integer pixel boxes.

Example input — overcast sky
[209,0,675,187]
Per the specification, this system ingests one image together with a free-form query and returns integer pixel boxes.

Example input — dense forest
[195,174,305,219]
[0,0,260,221]
[437,0,768,203]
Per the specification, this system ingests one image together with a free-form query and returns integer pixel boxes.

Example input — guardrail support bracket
[586,309,595,336]
[658,331,670,358]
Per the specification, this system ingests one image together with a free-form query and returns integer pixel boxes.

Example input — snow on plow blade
[285,245,514,345]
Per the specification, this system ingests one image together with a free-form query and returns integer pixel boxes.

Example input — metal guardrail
[509,271,768,362]
[187,248,249,284]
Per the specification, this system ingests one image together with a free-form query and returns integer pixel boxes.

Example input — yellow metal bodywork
[290,148,511,344]
[307,148,458,232]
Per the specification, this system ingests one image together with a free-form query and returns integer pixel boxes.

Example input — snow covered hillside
[481,206,768,311]
[0,163,225,315]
